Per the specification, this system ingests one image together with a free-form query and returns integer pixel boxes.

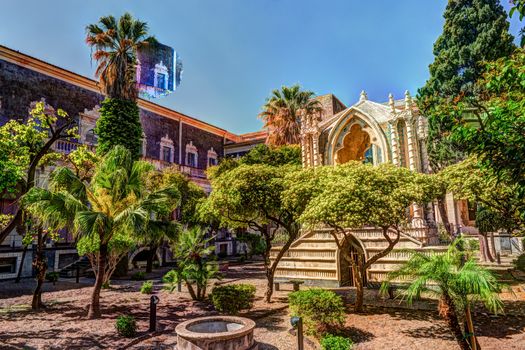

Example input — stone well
[175,316,258,350]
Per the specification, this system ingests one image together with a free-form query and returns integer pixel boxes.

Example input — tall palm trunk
[439,293,469,350]
[88,242,108,319]
[146,244,157,273]
[32,228,47,310]
[437,195,452,235]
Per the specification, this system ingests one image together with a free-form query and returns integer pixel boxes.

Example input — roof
[320,98,393,131]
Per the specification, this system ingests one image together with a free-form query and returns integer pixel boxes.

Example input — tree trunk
[15,245,28,283]
[439,293,469,350]
[437,196,453,236]
[465,303,478,350]
[186,281,197,300]
[353,262,364,312]
[265,266,275,303]
[32,228,46,310]
[489,232,497,259]
[88,243,108,319]
[480,233,494,262]
[146,245,157,273]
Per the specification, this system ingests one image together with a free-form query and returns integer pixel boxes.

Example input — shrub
[514,253,525,272]
[102,281,111,289]
[131,271,146,281]
[320,334,353,350]
[210,284,256,314]
[115,315,137,338]
[45,272,59,284]
[288,288,345,336]
[140,280,153,294]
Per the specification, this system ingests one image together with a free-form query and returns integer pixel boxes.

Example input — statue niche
[335,124,371,164]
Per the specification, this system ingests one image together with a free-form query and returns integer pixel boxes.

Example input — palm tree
[164,227,218,300]
[86,13,156,100]
[259,85,322,146]
[382,239,503,350]
[23,146,179,318]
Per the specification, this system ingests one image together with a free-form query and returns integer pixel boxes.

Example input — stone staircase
[270,227,447,287]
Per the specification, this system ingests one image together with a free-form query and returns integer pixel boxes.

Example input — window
[397,120,408,168]
[85,129,97,144]
[187,152,196,167]
[207,147,218,168]
[0,257,17,274]
[162,146,172,163]
[156,73,166,89]
[208,157,217,167]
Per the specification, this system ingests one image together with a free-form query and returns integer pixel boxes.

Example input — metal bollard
[496,252,501,265]
[290,316,304,350]
[149,295,160,332]
[177,281,182,292]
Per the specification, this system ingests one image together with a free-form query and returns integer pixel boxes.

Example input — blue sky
[0,1,522,134]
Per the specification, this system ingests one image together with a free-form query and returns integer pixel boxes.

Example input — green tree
[0,102,77,243]
[163,227,219,300]
[259,85,322,146]
[417,0,515,233]
[86,13,156,159]
[285,162,440,312]
[451,50,525,213]
[206,163,302,302]
[440,157,525,260]
[23,146,178,318]
[382,239,503,350]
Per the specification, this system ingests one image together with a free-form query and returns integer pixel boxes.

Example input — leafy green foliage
[210,284,256,314]
[140,280,153,294]
[288,288,345,336]
[45,272,59,283]
[86,12,156,100]
[451,50,525,214]
[320,334,353,350]
[95,98,143,160]
[240,144,302,167]
[164,227,219,300]
[513,253,525,272]
[417,0,515,171]
[115,315,137,338]
[259,84,322,146]
[235,231,266,258]
[131,271,146,281]
[382,238,503,313]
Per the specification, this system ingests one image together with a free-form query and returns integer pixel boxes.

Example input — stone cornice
[0,45,242,142]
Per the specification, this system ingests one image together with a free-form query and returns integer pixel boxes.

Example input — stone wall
[0,58,225,170]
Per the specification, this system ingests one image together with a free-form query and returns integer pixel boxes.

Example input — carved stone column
[389,122,400,166]
[312,133,320,167]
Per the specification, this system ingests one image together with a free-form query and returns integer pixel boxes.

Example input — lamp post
[290,316,304,350]
[149,295,160,332]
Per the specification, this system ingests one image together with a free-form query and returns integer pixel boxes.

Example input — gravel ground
[0,262,524,349]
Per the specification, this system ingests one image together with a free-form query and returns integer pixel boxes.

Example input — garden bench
[274,279,304,292]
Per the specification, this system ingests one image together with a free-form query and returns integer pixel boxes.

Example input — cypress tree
[418,0,515,171]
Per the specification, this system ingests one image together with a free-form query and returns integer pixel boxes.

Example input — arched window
[160,135,174,163]
[186,141,198,167]
[85,129,97,145]
[207,147,218,168]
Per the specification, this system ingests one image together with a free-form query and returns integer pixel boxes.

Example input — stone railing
[144,158,207,179]
[53,140,96,154]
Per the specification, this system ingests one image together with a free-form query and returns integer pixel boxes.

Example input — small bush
[131,271,146,281]
[140,280,153,294]
[321,334,353,350]
[288,288,345,336]
[514,253,525,272]
[45,272,59,284]
[115,315,136,338]
[102,281,111,289]
[210,284,256,314]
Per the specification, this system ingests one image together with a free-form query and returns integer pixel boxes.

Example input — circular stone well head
[176,316,257,350]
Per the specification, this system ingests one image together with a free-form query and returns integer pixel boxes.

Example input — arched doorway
[335,124,371,164]
[338,235,367,287]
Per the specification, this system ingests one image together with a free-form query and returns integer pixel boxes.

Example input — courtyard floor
[0,262,524,349]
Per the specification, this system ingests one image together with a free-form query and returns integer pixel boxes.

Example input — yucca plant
[23,146,179,318]
[381,239,503,350]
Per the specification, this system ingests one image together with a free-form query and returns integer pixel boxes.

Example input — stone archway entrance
[338,236,367,287]
[335,124,371,164]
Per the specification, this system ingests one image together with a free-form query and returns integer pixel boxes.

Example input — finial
[404,90,412,110]
[388,93,395,113]
[359,90,368,102]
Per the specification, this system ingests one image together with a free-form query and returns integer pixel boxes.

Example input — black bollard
[149,295,160,332]
[177,280,182,292]
[290,316,304,350]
